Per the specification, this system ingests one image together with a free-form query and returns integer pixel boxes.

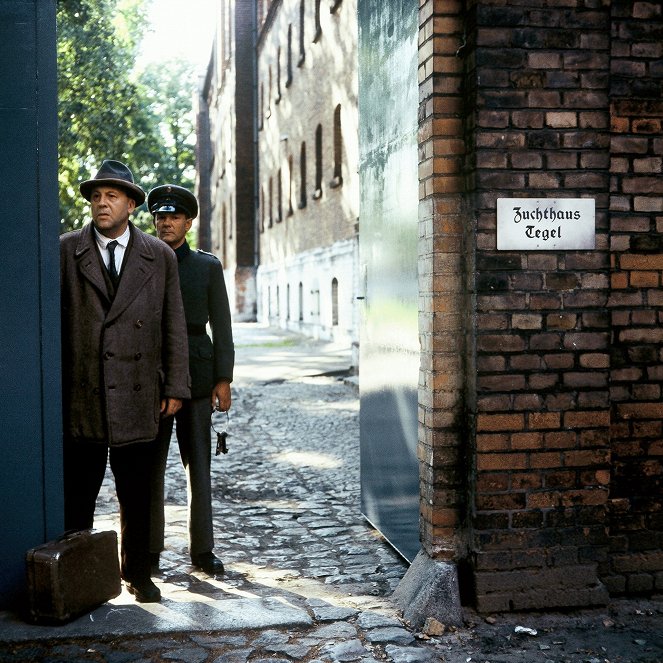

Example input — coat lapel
[105,224,156,324]
[75,224,111,303]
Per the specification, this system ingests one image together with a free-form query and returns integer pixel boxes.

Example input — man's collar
[174,241,190,262]
[93,224,131,248]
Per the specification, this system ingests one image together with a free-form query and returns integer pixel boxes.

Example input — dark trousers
[150,398,214,558]
[63,438,154,584]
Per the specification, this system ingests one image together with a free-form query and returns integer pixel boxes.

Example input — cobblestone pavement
[1,324,662,662]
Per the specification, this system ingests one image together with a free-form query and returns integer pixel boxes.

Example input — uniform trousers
[63,438,154,584]
[150,398,214,559]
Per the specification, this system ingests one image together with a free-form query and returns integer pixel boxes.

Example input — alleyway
[1,324,662,662]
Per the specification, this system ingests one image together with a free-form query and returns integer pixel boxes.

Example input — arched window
[313,0,321,42]
[277,167,283,222]
[286,283,291,320]
[221,203,227,264]
[313,124,322,199]
[228,195,233,239]
[298,0,306,65]
[268,176,273,227]
[288,155,294,216]
[298,282,304,321]
[299,142,307,209]
[331,278,339,326]
[331,104,343,188]
[275,47,282,104]
[259,185,265,233]
[286,24,293,87]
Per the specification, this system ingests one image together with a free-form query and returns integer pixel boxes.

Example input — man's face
[154,212,192,249]
[90,186,135,238]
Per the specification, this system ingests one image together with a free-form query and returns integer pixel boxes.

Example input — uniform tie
[107,240,119,286]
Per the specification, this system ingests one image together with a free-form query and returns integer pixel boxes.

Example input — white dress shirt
[94,225,130,276]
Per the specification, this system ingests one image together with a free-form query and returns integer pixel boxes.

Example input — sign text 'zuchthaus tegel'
[497,198,595,251]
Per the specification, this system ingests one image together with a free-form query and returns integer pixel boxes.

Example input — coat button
[93,387,100,395]
[134,384,141,391]
[103,352,114,360]
[134,353,142,360]
[135,320,143,328]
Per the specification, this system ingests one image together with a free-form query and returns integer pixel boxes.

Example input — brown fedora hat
[79,159,146,205]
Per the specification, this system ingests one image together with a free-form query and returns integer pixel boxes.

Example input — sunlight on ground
[270,450,343,469]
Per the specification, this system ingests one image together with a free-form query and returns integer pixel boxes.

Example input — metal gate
[358,0,419,562]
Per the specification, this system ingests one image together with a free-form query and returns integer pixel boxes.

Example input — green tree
[57,0,199,235]
[138,59,198,189]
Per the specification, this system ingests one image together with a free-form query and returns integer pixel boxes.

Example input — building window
[288,155,294,216]
[286,24,293,87]
[276,285,280,319]
[260,186,265,233]
[268,176,273,227]
[298,282,304,321]
[330,104,343,188]
[221,203,227,264]
[287,283,291,320]
[331,278,339,326]
[298,0,306,65]
[313,0,321,42]
[275,48,282,104]
[228,195,233,239]
[313,124,322,199]
[277,167,283,222]
[299,142,307,208]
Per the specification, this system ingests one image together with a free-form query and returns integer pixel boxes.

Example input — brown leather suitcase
[25,529,122,623]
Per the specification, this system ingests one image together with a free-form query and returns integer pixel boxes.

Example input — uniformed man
[148,184,234,575]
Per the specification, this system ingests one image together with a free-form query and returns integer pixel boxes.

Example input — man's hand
[211,381,231,412]
[160,398,182,417]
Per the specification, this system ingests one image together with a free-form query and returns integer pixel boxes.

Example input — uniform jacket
[175,242,234,399]
[60,222,191,446]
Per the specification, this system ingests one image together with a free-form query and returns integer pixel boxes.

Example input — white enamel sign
[497,198,595,250]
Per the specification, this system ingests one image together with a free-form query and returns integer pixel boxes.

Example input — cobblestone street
[1,324,662,662]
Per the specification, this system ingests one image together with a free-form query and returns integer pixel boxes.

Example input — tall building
[199,0,359,349]
[197,0,258,322]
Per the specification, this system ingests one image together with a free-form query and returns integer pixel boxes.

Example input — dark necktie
[107,240,119,286]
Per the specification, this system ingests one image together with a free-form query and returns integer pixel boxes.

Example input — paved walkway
[1,323,662,662]
[0,324,437,662]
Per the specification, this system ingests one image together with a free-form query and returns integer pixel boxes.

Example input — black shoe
[149,552,160,574]
[191,552,224,575]
[125,578,161,603]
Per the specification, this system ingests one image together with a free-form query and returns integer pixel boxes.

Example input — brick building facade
[255,0,359,347]
[199,0,359,345]
[415,0,663,613]
[197,0,257,321]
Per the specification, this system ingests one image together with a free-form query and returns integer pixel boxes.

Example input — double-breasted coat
[60,222,191,446]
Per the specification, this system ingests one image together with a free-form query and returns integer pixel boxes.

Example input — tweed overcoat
[60,222,191,446]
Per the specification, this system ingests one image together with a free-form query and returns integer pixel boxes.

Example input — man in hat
[147,184,234,576]
[60,160,191,603]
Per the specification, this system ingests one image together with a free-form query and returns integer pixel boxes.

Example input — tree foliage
[57,0,198,234]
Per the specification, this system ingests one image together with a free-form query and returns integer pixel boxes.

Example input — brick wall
[607,0,663,596]
[418,0,470,564]
[419,0,662,612]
